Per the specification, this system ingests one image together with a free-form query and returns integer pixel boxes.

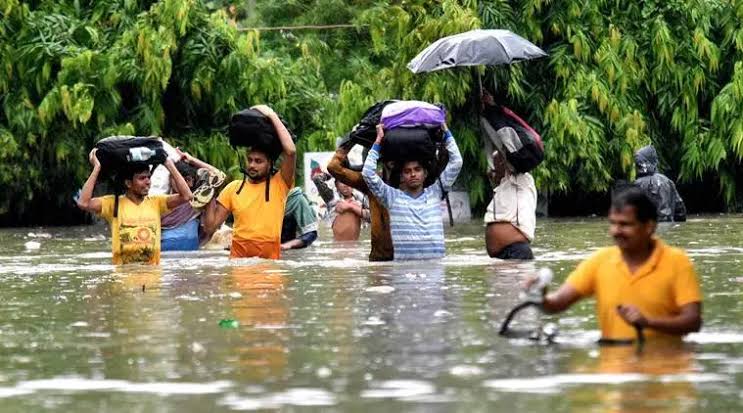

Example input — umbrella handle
[472,67,484,114]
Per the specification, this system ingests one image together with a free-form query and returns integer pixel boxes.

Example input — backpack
[481,106,544,173]
[228,108,298,199]
[228,108,296,160]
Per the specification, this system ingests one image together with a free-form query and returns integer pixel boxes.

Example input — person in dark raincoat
[633,145,686,222]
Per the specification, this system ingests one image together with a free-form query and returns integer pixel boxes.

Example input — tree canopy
[1,0,742,225]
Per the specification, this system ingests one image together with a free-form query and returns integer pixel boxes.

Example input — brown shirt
[327,151,393,261]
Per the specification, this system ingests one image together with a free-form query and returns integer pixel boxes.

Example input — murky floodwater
[1,216,742,412]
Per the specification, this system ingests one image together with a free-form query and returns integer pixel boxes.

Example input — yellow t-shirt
[217,173,291,243]
[99,195,170,265]
[566,239,702,341]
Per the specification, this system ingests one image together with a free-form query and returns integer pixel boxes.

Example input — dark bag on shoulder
[228,108,295,160]
[482,106,544,173]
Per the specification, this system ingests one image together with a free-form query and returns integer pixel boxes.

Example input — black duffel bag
[348,100,398,147]
[380,127,438,164]
[228,108,295,160]
[93,136,167,217]
[94,136,166,179]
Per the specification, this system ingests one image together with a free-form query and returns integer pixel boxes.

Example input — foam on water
[686,332,743,344]
[0,378,232,396]
[361,380,436,399]
[0,263,113,276]
[483,372,727,393]
[218,388,337,410]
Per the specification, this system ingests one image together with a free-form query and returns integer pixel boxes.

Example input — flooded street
[1,217,742,412]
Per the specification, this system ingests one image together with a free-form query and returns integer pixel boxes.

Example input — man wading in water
[528,187,702,342]
[77,150,193,265]
[484,149,537,260]
[362,124,463,260]
[203,105,296,259]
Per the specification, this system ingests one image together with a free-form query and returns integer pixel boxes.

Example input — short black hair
[610,186,658,223]
[123,163,151,181]
[175,160,198,181]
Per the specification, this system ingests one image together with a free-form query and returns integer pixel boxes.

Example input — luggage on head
[378,100,446,163]
[228,108,295,160]
[94,136,167,179]
[481,105,544,173]
[380,100,446,130]
[228,107,296,199]
[94,136,168,217]
[380,127,438,163]
[348,100,398,148]
[351,99,454,225]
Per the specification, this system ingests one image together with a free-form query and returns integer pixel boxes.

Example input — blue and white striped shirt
[362,131,463,260]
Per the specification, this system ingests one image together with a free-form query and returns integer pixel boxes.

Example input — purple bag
[380,100,446,130]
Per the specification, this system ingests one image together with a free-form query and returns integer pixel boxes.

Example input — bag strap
[501,106,543,150]
[113,178,122,218]
[236,169,247,195]
[438,178,454,227]
[265,159,273,202]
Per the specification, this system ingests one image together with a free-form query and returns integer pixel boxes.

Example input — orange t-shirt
[566,239,702,341]
[217,173,291,258]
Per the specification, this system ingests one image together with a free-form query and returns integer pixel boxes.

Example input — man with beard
[77,150,193,265]
[362,124,463,260]
[529,187,702,342]
[204,105,296,259]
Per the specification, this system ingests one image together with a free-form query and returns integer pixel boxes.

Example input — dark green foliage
[1,0,743,225]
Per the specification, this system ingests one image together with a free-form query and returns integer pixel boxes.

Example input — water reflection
[568,343,698,413]
[0,219,742,411]
[227,263,289,382]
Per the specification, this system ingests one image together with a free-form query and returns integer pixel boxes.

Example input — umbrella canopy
[407,29,547,74]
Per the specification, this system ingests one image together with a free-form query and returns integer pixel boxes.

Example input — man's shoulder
[513,172,536,188]
[143,195,168,208]
[221,179,241,193]
[658,240,692,264]
[585,246,620,262]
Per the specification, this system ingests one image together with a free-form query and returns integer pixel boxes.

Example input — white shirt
[484,173,537,241]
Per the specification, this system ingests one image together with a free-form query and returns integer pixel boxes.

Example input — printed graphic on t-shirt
[118,223,158,264]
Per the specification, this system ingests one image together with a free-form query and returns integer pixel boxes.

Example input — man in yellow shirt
[536,187,702,342]
[204,105,296,259]
[77,149,193,265]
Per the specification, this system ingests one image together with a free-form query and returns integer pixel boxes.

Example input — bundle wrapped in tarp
[380,100,446,130]
[228,108,296,160]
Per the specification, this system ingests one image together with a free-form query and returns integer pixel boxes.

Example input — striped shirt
[362,131,463,260]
